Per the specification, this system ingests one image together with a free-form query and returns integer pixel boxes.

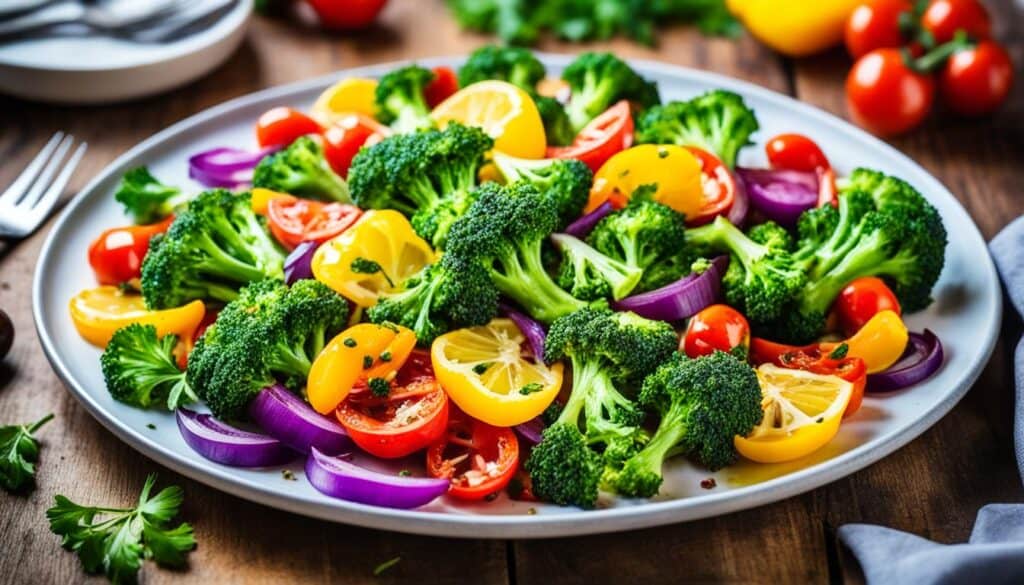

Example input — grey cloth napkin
[837,216,1024,584]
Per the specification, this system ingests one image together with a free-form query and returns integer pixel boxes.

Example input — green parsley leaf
[47,474,196,584]
[0,413,54,492]
[350,257,394,288]
[829,343,849,360]
[368,377,391,398]
[472,362,494,375]
[518,382,544,395]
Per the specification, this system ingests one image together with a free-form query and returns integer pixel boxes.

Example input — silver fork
[0,132,87,238]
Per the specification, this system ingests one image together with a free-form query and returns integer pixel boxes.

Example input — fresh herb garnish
[343,337,357,348]
[363,355,374,369]
[373,556,401,576]
[519,382,544,395]
[368,377,391,398]
[472,362,493,375]
[398,470,411,477]
[829,343,849,360]
[46,474,196,583]
[0,413,54,492]
[379,351,392,362]
[351,257,395,288]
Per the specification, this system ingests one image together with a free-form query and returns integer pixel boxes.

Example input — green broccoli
[187,279,349,420]
[490,151,592,228]
[525,308,678,507]
[445,182,589,323]
[587,197,692,292]
[100,324,196,410]
[605,352,763,497]
[458,44,546,90]
[252,136,350,202]
[687,215,806,323]
[535,96,576,147]
[368,255,498,346]
[374,65,436,134]
[635,90,758,168]
[552,233,642,301]
[561,52,660,134]
[114,167,188,225]
[348,123,493,248]
[140,190,285,309]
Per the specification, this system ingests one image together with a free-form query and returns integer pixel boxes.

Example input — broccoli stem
[192,234,272,285]
[556,356,604,428]
[490,239,586,323]
[265,339,313,379]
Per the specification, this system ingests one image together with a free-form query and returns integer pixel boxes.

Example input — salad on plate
[70,45,948,511]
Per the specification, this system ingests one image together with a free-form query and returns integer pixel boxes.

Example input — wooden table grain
[1,1,1022,583]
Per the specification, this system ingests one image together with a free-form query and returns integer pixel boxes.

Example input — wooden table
[1,1,1021,582]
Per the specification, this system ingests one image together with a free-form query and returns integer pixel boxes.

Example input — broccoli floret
[635,90,758,168]
[606,352,762,497]
[535,96,576,147]
[187,279,349,420]
[526,308,677,507]
[491,151,592,228]
[368,255,498,346]
[348,124,493,248]
[445,182,589,323]
[687,215,806,323]
[140,190,285,309]
[100,324,196,410]
[552,233,641,301]
[561,52,660,134]
[587,198,689,293]
[746,220,794,251]
[458,44,545,90]
[114,167,189,225]
[374,65,436,134]
[252,136,350,202]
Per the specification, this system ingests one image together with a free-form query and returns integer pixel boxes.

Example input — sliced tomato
[88,216,174,286]
[682,304,750,359]
[749,338,867,417]
[267,197,362,250]
[321,114,391,177]
[547,100,633,172]
[426,408,519,500]
[424,66,460,108]
[337,356,448,459]
[256,107,323,148]
[684,146,738,226]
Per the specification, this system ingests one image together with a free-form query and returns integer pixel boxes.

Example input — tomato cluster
[844,0,1013,135]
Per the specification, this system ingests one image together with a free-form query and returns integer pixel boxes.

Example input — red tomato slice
[424,66,460,108]
[267,198,362,250]
[426,409,519,500]
[833,276,901,336]
[256,107,323,148]
[547,100,633,172]
[337,365,449,459]
[321,114,391,177]
[683,146,737,226]
[88,216,174,285]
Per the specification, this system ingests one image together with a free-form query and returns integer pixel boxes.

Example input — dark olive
[0,309,13,360]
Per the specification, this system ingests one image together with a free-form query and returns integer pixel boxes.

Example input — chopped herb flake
[373,556,401,576]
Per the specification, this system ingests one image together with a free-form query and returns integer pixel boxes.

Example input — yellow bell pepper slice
[823,310,908,374]
[250,188,295,215]
[311,78,378,126]
[588,145,704,217]
[69,286,205,348]
[726,0,862,57]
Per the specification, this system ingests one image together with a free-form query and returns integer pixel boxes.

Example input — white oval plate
[33,54,1001,538]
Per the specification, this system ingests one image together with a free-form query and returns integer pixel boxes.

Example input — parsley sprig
[46,474,196,584]
[0,413,54,492]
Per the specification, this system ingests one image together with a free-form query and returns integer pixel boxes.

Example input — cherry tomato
[682,304,751,359]
[833,276,901,336]
[845,0,913,59]
[846,48,935,136]
[921,0,991,44]
[88,216,174,285]
[939,41,1014,116]
[321,114,391,177]
[547,100,633,172]
[306,0,387,30]
[336,352,448,459]
[256,107,322,148]
[424,66,459,108]
[751,339,868,417]
[267,197,362,250]
[426,408,519,500]
[685,146,738,226]
[765,133,830,172]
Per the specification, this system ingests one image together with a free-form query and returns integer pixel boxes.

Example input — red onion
[500,302,547,360]
[248,384,351,455]
[176,409,298,467]
[513,416,545,445]
[284,241,319,284]
[726,169,749,227]
[611,256,728,321]
[867,329,944,392]
[188,146,278,188]
[736,167,819,227]
[564,202,614,238]
[305,448,450,509]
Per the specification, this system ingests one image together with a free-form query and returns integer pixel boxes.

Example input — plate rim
[32,53,1003,539]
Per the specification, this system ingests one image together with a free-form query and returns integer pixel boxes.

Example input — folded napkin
[837,216,1024,584]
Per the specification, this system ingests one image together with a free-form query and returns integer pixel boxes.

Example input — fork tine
[0,131,64,207]
[17,134,73,209]
[27,142,87,228]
